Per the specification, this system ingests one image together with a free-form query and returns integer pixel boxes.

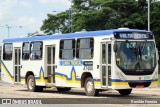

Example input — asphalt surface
[0,80,160,105]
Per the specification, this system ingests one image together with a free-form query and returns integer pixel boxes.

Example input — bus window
[76,38,94,59]
[108,44,111,64]
[116,41,156,70]
[59,39,75,59]
[3,43,13,60]
[102,44,106,64]
[30,41,43,60]
[22,42,30,60]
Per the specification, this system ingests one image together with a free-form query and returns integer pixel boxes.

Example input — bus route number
[83,66,93,71]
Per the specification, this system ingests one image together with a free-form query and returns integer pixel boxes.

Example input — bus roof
[3,29,150,43]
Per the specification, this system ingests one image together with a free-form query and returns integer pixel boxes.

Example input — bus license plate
[136,85,144,88]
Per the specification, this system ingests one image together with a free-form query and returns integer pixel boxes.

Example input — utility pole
[6,25,12,39]
[5,25,22,38]
[53,0,73,33]
[69,8,72,33]
[68,0,73,33]
[148,0,150,31]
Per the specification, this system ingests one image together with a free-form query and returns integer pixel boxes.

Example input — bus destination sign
[114,32,153,39]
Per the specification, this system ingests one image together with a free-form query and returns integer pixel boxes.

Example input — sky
[0,0,71,44]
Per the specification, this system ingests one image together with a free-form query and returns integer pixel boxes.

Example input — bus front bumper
[111,80,158,89]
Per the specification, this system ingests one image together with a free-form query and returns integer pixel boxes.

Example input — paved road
[0,80,160,105]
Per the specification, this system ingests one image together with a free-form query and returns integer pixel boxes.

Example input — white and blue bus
[1,28,159,96]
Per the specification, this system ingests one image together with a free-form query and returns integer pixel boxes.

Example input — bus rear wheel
[84,77,99,96]
[118,89,132,95]
[57,87,71,92]
[27,75,43,92]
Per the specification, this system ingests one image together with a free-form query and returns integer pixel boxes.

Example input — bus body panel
[1,29,158,93]
[1,61,14,84]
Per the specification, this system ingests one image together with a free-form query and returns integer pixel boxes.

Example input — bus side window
[30,41,43,60]
[22,42,30,60]
[3,43,13,60]
[59,39,75,59]
[76,38,94,59]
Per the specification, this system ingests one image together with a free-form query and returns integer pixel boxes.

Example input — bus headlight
[117,72,126,80]
[152,73,158,80]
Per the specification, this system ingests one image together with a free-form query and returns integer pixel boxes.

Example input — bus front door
[14,47,21,83]
[101,43,112,88]
[46,46,56,84]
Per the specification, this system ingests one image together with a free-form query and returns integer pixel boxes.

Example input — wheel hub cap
[87,81,94,93]
[28,79,34,89]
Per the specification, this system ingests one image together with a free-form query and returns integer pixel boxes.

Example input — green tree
[41,12,69,34]
[41,0,160,49]
[41,0,148,33]
[150,1,160,51]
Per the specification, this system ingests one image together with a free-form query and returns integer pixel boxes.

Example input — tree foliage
[41,0,160,49]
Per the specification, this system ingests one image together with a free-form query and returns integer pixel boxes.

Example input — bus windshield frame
[115,40,157,75]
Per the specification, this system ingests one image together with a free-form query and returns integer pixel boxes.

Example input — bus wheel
[27,75,39,92]
[84,77,99,96]
[57,87,71,92]
[118,89,132,95]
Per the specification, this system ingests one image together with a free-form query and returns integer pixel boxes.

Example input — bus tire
[118,89,132,95]
[84,77,99,96]
[27,75,39,92]
[57,87,71,92]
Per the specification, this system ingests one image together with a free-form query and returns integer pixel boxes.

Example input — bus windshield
[116,41,156,70]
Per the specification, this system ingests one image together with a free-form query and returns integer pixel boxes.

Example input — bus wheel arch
[81,72,99,96]
[81,72,93,88]
[25,71,34,84]
[25,71,43,92]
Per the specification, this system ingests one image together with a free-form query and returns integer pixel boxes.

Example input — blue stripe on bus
[20,66,46,79]
[1,61,100,82]
[55,66,81,81]
[3,29,149,43]
[1,60,14,78]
